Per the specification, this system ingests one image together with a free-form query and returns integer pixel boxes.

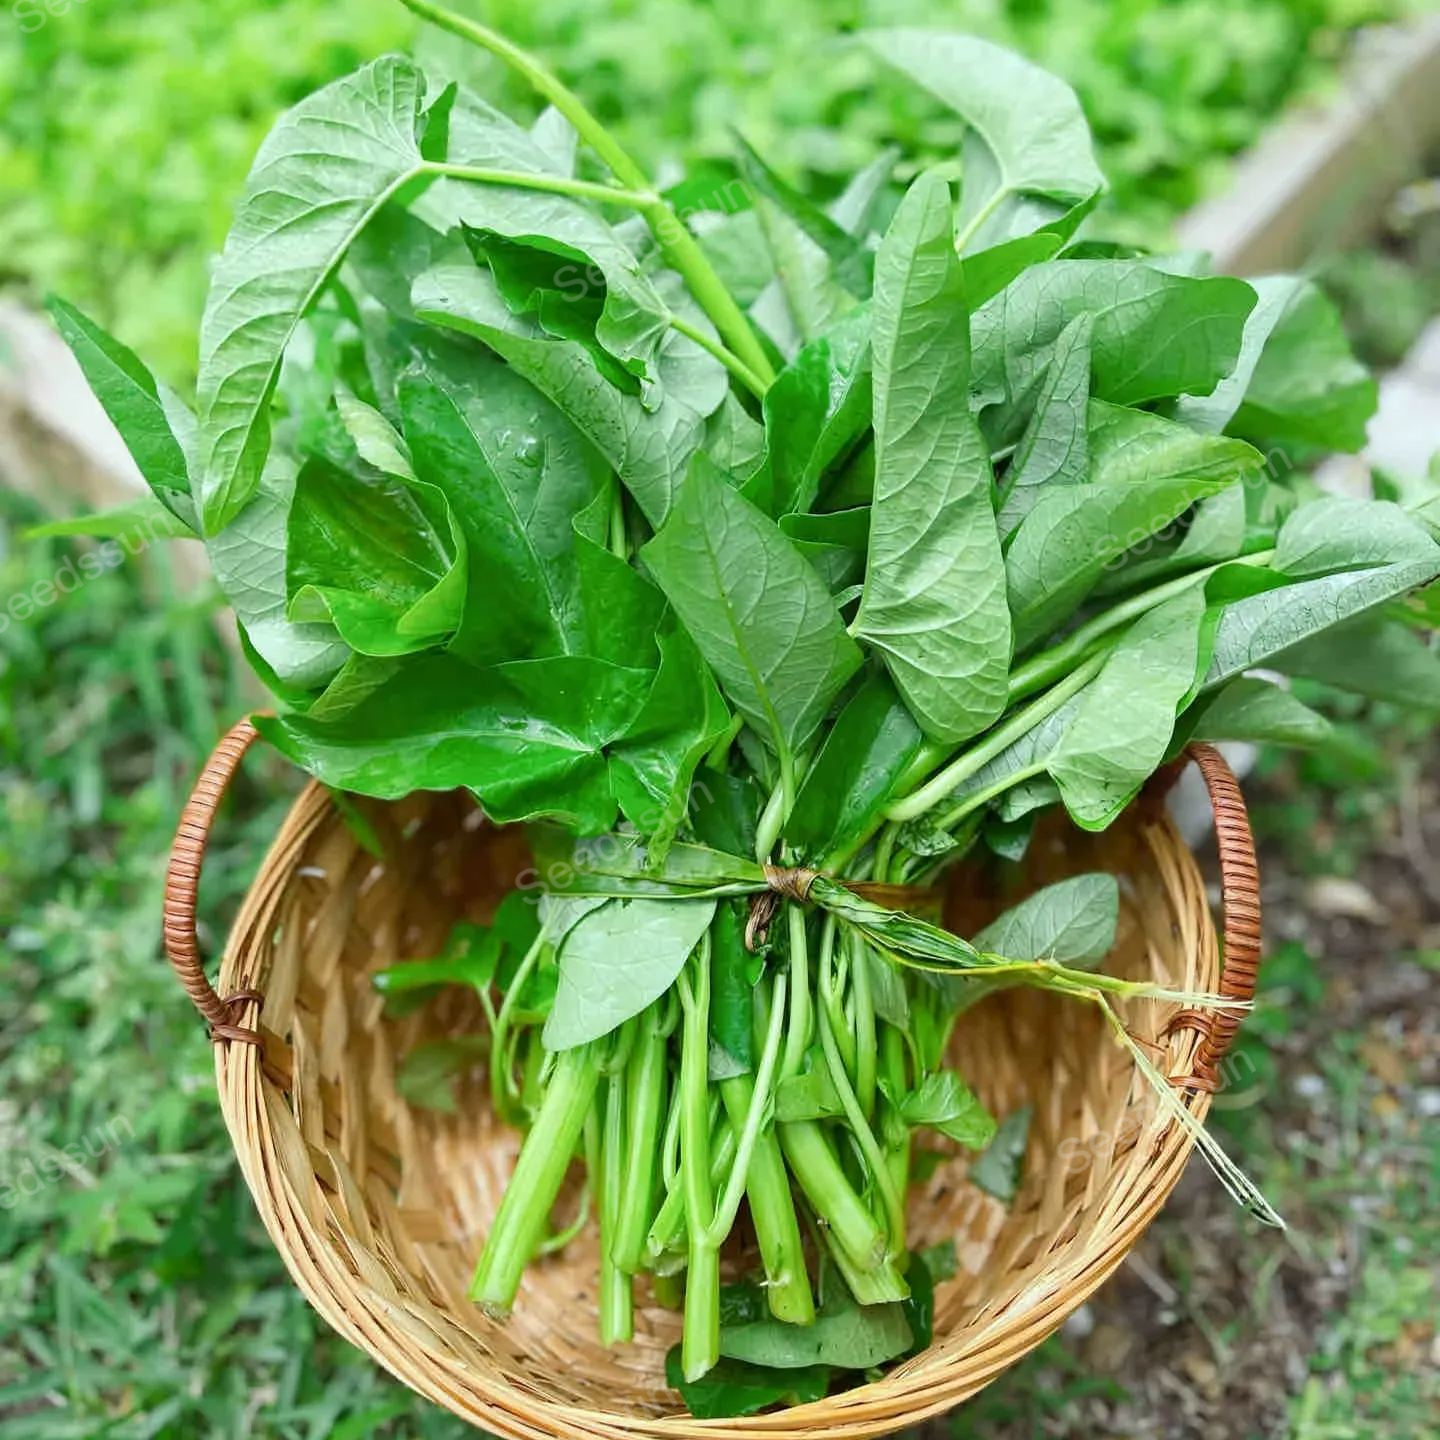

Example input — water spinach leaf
[197,58,429,530]
[861,30,1104,251]
[664,1350,829,1420]
[1190,679,1332,747]
[544,896,717,1050]
[642,459,862,763]
[853,173,1010,743]
[972,873,1119,965]
[46,297,196,525]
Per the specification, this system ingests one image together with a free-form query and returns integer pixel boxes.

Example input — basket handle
[162,716,268,1046]
[1158,742,1263,1088]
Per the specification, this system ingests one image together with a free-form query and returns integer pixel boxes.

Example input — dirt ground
[922,743,1440,1439]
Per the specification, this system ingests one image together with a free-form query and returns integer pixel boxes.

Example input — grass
[0,489,476,1438]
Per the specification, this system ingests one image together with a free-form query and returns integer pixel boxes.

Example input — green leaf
[196,57,426,531]
[961,234,1058,310]
[46,297,196,525]
[719,1289,914,1371]
[748,192,859,358]
[1205,558,1440,689]
[543,896,717,1050]
[1049,589,1207,829]
[335,392,415,478]
[258,652,652,833]
[607,621,732,854]
[664,1349,829,1420]
[25,496,194,541]
[1084,644,1209,823]
[1091,485,1250,599]
[972,262,1257,435]
[641,459,862,762]
[996,312,1092,536]
[1272,616,1440,709]
[1172,274,1305,436]
[705,391,767,482]
[862,31,1104,251]
[777,508,869,593]
[373,923,500,1000]
[423,87,678,387]
[395,1038,487,1114]
[750,308,872,517]
[900,1248,937,1354]
[786,670,923,865]
[854,173,1010,744]
[734,134,871,297]
[396,343,612,663]
[286,456,465,657]
[1272,497,1440,579]
[1227,280,1377,453]
[893,1072,996,1148]
[775,1058,845,1122]
[208,455,350,690]
[830,147,898,236]
[528,827,764,899]
[1088,400,1263,490]
[1004,446,1240,651]
[1190,678,1332,747]
[970,1105,1031,1204]
[709,900,756,1078]
[972,873,1119,965]
[413,248,708,527]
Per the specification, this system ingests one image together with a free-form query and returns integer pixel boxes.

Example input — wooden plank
[1178,17,1440,275]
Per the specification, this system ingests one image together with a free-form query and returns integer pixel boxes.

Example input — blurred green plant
[0,488,474,1436]
[0,0,1418,383]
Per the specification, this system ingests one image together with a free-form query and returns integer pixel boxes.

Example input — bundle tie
[743,865,940,953]
[745,865,820,952]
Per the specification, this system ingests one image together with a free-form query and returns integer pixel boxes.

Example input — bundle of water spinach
[49,1,1440,1416]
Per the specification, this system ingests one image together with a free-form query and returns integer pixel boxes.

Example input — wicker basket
[162,725,1261,1440]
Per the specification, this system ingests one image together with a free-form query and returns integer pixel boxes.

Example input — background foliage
[0,0,1418,382]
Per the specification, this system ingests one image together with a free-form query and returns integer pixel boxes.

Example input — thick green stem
[421,160,655,210]
[782,904,811,1081]
[878,1026,911,1203]
[610,1014,669,1275]
[703,976,788,1246]
[779,1120,887,1273]
[818,920,855,1078]
[887,649,1110,825]
[678,949,720,1382]
[717,1076,816,1325]
[755,743,808,862]
[670,315,768,399]
[818,937,906,1259]
[826,1233,911,1306]
[490,930,547,1125]
[850,934,878,1120]
[400,0,774,387]
[470,1043,599,1316]
[1008,549,1277,701]
[647,1119,735,1266]
[598,1070,633,1345]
